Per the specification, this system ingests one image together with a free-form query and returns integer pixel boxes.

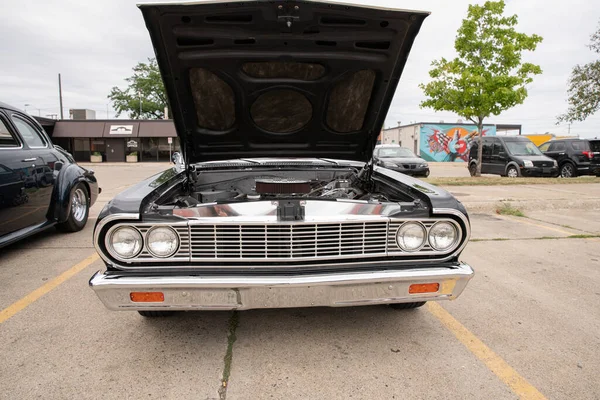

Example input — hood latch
[277,3,300,28]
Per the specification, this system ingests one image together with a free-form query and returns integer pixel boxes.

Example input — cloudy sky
[1,0,599,137]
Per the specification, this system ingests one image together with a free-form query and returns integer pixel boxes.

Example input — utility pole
[58,73,64,119]
[106,104,109,119]
[138,90,142,119]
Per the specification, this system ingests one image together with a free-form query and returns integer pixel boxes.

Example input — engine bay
[155,166,418,208]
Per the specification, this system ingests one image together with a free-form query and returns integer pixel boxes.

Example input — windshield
[504,141,543,156]
[378,147,417,158]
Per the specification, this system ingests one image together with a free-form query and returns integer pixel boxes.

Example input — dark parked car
[373,145,430,177]
[538,138,600,178]
[468,136,558,177]
[0,102,99,247]
[90,0,474,317]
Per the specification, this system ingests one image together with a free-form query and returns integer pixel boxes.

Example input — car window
[377,147,416,158]
[538,142,551,152]
[590,140,600,152]
[12,115,47,148]
[0,118,20,148]
[505,141,543,156]
[550,142,566,152]
[571,141,590,151]
[482,142,492,156]
[492,142,503,156]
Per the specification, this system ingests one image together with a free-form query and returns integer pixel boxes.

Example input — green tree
[557,22,600,124]
[419,1,542,176]
[108,58,167,119]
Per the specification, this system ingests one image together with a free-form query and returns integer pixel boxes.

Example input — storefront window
[90,139,106,161]
[140,137,180,161]
[73,139,91,162]
[141,138,158,161]
[158,137,180,161]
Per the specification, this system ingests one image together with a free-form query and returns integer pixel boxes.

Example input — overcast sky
[1,0,599,137]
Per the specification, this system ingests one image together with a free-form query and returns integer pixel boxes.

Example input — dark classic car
[90,0,474,317]
[373,145,430,177]
[0,102,99,247]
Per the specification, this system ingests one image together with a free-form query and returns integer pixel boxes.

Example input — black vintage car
[90,0,474,317]
[0,102,99,247]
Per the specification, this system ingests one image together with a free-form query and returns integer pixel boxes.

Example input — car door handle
[558,153,565,155]
[22,158,37,162]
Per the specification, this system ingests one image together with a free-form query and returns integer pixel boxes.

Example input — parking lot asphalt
[1,163,599,400]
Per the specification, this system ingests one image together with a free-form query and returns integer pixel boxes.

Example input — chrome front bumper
[90,263,474,311]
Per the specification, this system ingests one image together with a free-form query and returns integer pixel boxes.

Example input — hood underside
[139,0,428,164]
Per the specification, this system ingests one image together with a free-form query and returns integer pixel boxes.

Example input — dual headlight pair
[108,226,179,259]
[396,221,458,252]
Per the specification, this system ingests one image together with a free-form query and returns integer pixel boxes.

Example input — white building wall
[382,124,421,153]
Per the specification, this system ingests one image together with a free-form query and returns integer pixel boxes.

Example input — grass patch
[496,202,525,217]
[470,234,600,242]
[423,176,600,186]
[567,234,600,239]
[219,311,239,400]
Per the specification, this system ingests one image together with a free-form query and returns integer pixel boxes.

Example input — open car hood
[139,0,428,164]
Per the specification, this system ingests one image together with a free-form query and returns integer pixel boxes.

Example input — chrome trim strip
[432,208,471,259]
[93,213,140,265]
[90,262,474,311]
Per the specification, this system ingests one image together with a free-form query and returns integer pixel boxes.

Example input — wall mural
[419,124,497,162]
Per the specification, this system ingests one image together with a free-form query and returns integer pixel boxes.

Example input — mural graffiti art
[419,124,496,162]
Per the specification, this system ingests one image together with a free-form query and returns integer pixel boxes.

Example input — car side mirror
[172,152,184,167]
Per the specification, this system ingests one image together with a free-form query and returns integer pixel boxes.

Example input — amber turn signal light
[130,292,165,302]
[409,283,440,294]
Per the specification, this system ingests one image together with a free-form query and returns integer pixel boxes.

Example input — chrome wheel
[71,188,88,222]
[507,167,518,178]
[560,164,574,178]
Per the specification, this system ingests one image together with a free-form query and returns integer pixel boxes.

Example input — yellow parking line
[427,302,547,400]
[500,215,600,242]
[499,215,574,236]
[0,253,99,324]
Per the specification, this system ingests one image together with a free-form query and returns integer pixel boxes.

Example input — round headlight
[428,221,458,251]
[396,222,426,252]
[109,226,142,259]
[146,227,179,258]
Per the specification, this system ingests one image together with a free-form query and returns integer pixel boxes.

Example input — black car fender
[505,161,521,175]
[52,164,97,223]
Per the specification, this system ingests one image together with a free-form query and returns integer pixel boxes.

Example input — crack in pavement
[218,311,239,400]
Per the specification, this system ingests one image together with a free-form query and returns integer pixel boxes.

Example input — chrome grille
[190,221,388,260]
[102,217,464,266]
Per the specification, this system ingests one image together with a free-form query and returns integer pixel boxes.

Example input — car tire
[56,183,89,232]
[506,165,520,178]
[468,163,477,177]
[138,311,176,317]
[389,302,426,310]
[560,162,577,178]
